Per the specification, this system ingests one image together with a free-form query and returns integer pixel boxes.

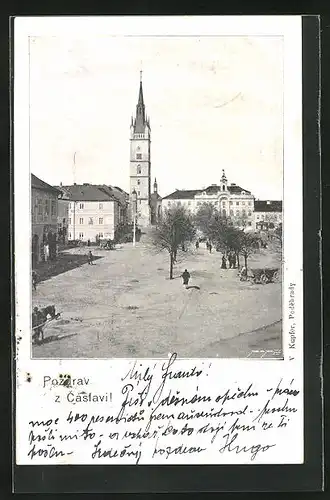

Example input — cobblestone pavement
[32,239,282,359]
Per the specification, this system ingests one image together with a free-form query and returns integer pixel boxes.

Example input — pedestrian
[87,239,91,247]
[209,242,212,254]
[221,255,227,269]
[181,269,191,286]
[206,241,209,251]
[195,240,199,250]
[32,270,38,291]
[87,250,94,265]
[181,243,185,252]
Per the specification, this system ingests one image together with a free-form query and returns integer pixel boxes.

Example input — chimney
[60,182,63,187]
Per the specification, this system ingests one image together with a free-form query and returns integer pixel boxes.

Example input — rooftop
[32,174,61,195]
[162,184,252,200]
[254,200,282,212]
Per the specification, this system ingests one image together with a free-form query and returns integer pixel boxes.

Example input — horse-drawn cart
[240,267,280,284]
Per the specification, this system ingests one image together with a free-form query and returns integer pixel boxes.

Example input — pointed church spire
[134,72,146,133]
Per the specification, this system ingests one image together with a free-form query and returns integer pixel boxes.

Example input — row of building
[32,170,282,266]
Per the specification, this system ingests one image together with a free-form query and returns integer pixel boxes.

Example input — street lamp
[132,189,137,247]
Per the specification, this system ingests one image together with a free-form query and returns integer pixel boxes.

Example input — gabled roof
[162,189,202,200]
[32,174,61,195]
[254,200,282,212]
[162,183,252,200]
[57,184,116,202]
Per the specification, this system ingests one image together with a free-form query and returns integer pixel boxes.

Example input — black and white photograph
[14,16,309,472]
[29,29,283,359]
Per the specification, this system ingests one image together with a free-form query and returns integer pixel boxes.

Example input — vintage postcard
[14,15,305,472]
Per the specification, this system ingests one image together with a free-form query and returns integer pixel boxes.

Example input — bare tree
[151,206,196,279]
[237,231,260,269]
[194,202,218,239]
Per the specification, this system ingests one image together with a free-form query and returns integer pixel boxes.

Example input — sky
[29,35,284,200]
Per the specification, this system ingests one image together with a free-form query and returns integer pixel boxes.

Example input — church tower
[129,72,151,227]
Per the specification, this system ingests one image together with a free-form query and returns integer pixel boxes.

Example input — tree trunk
[244,253,248,269]
[169,252,174,280]
[236,252,240,268]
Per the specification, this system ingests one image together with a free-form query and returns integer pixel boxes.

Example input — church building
[129,72,160,227]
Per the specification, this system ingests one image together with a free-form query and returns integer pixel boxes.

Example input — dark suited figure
[181,269,191,286]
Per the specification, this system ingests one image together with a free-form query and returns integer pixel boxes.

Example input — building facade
[58,184,128,242]
[254,200,282,231]
[129,73,152,227]
[162,170,255,228]
[57,185,70,245]
[150,178,162,225]
[31,174,60,267]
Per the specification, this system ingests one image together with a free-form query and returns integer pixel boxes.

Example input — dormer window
[241,191,245,195]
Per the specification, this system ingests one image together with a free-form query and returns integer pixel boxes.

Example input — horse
[32,305,59,344]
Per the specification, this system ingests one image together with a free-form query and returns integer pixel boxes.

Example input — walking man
[209,242,212,254]
[181,269,191,286]
[221,255,227,269]
[87,250,94,265]
[195,240,199,250]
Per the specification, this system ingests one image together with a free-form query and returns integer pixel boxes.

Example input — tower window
[137,191,140,196]
[137,179,140,185]
[222,185,225,191]
[99,203,103,209]
[79,203,84,209]
[99,218,104,224]
[88,217,93,225]
[137,165,141,174]
[79,218,83,224]
[136,153,142,160]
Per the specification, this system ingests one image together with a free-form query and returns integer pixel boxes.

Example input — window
[188,201,191,206]
[137,191,140,196]
[248,202,252,206]
[236,210,240,216]
[261,214,265,219]
[236,202,239,206]
[69,233,72,239]
[139,200,142,205]
[248,211,252,216]
[222,185,225,191]
[222,209,226,217]
[79,203,84,209]
[242,209,246,216]
[229,201,233,205]
[51,200,57,216]
[136,153,142,160]
[168,201,171,206]
[137,179,140,185]
[37,199,43,215]
[44,199,49,217]
[63,218,66,223]
[79,232,83,239]
[177,201,181,206]
[88,217,93,225]
[99,218,103,225]
[222,202,226,208]
[256,215,260,220]
[79,218,83,224]
[230,209,234,216]
[68,218,71,225]
[137,165,141,174]
[99,232,104,238]
[248,222,252,226]
[99,203,103,209]
[242,201,245,205]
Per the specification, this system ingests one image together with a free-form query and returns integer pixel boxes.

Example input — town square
[29,35,283,359]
